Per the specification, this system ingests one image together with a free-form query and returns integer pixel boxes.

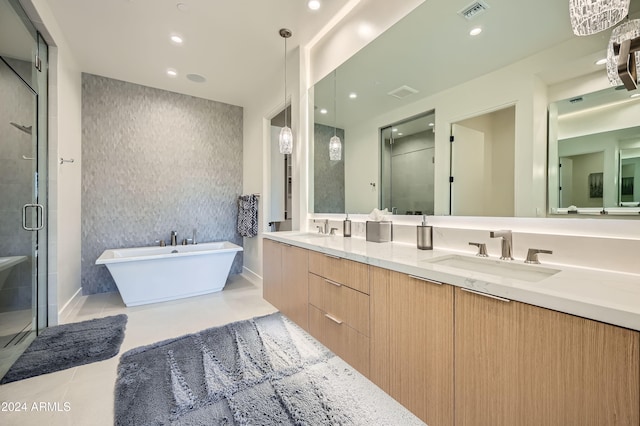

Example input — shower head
[10,122,32,135]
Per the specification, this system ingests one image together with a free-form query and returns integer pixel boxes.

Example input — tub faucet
[170,231,178,246]
[490,230,514,260]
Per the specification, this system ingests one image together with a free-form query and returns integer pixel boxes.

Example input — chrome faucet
[490,230,514,260]
[170,230,178,246]
[314,219,328,234]
[525,248,553,264]
[469,242,488,257]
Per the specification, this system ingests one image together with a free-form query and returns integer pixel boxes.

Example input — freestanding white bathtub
[95,241,242,306]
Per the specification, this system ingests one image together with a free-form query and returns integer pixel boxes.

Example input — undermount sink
[424,254,560,283]
[287,232,330,239]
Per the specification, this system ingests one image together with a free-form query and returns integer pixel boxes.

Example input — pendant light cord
[284,35,288,129]
[333,70,337,137]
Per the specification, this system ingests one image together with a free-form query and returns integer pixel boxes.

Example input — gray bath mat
[114,312,423,425]
[1,314,127,384]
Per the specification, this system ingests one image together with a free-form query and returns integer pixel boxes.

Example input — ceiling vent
[458,1,490,20]
[388,85,419,99]
[569,97,584,104]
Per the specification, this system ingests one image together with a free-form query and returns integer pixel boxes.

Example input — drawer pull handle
[324,279,342,287]
[408,275,442,285]
[324,313,343,325]
[461,288,510,303]
[324,254,341,260]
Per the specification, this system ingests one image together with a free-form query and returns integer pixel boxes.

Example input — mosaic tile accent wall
[314,123,345,213]
[81,74,243,294]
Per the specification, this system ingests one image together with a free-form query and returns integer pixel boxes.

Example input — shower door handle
[22,204,45,231]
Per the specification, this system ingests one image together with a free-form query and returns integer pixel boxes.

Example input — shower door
[0,58,40,350]
[0,0,48,378]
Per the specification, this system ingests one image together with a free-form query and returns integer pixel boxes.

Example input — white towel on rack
[237,195,259,237]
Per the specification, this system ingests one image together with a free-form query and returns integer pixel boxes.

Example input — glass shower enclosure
[0,0,48,378]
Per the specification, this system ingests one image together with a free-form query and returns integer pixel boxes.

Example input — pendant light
[329,70,342,161]
[278,28,293,155]
[569,0,629,36]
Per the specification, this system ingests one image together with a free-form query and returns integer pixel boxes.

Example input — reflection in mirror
[314,122,345,213]
[314,69,345,213]
[312,0,640,217]
[620,148,640,206]
[549,87,640,213]
[380,112,435,215]
[451,106,515,216]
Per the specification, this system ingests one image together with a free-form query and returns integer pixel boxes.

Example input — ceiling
[41,0,347,107]
[313,0,640,131]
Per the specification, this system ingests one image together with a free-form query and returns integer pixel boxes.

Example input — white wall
[26,0,83,324]
[242,48,303,279]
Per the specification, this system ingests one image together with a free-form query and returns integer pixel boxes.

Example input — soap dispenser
[343,213,352,237]
[417,215,432,250]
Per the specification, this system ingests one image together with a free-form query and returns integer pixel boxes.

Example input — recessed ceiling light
[631,93,640,98]
[349,92,357,99]
[308,0,320,10]
[470,27,482,36]
[176,2,189,12]
[392,128,398,132]
[398,132,404,136]
[170,34,183,44]
[595,58,607,65]
[166,68,178,77]
[320,108,328,114]
[429,122,435,127]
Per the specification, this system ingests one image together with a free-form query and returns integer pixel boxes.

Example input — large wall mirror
[310,0,640,218]
[548,87,640,214]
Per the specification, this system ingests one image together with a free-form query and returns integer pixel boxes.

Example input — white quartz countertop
[264,232,640,332]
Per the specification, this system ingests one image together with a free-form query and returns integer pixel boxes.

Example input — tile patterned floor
[0,274,276,426]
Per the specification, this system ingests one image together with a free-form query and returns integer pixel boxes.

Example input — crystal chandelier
[606,19,640,90]
[569,0,629,36]
[329,70,342,161]
[278,29,293,155]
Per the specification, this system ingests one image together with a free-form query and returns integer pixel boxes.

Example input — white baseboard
[58,287,82,323]
[242,266,262,285]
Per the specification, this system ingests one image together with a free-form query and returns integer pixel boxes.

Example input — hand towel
[237,195,259,238]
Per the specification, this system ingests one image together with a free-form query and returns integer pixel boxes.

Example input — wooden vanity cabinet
[308,250,370,376]
[265,240,640,426]
[370,267,454,426]
[455,287,640,426]
[262,239,283,310]
[262,239,309,331]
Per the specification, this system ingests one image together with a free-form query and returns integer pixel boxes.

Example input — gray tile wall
[81,74,244,295]
[314,123,345,213]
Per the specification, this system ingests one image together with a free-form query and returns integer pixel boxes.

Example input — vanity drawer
[308,272,369,336]
[309,304,370,377]
[308,250,369,294]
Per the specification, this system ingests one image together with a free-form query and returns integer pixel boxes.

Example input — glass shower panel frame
[0,0,48,379]
[35,32,48,335]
